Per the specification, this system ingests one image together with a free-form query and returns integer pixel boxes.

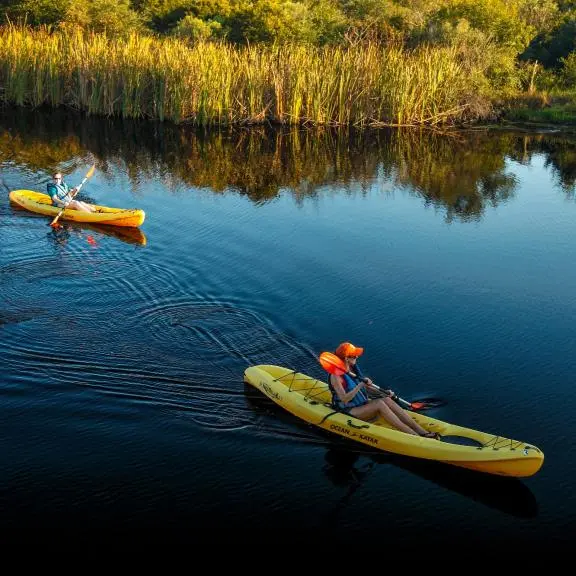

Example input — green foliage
[136,0,233,32]
[560,50,576,85]
[518,0,561,35]
[66,0,143,35]
[3,0,71,24]
[224,0,320,44]
[524,17,576,68]
[307,0,348,45]
[135,0,233,19]
[333,0,426,44]
[517,0,576,69]
[430,0,535,54]
[137,0,192,32]
[556,1,576,10]
[172,14,222,40]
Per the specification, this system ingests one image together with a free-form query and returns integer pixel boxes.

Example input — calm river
[1,108,575,551]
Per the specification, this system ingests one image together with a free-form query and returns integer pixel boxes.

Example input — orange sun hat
[334,342,364,359]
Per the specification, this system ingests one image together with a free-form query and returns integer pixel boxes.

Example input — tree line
[0,1,573,58]
[1,1,575,123]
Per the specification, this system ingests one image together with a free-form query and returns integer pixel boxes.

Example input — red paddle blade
[412,399,444,410]
[319,351,346,375]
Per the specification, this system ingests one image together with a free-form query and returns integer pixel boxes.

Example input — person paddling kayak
[47,172,95,213]
[328,342,439,438]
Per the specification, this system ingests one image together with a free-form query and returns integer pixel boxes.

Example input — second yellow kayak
[10,190,146,228]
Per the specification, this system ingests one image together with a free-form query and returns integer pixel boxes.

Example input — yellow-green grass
[0,24,475,127]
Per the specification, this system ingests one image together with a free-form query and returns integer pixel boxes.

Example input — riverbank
[497,94,576,132]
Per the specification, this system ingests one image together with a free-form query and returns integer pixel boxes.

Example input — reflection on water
[322,448,376,505]
[1,107,575,223]
[48,221,147,247]
[378,451,538,519]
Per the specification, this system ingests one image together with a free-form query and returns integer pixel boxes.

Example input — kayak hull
[9,190,145,228]
[243,365,544,478]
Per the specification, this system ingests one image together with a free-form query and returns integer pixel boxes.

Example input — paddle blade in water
[401,398,445,410]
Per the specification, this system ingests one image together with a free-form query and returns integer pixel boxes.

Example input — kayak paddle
[318,351,441,411]
[49,164,96,228]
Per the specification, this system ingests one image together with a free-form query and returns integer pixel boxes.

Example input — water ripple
[1,295,320,437]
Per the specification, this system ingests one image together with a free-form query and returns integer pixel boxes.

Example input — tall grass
[0,24,481,126]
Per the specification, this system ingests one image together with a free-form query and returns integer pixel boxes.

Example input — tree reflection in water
[1,106,575,222]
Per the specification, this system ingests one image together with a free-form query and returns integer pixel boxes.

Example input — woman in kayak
[329,342,438,438]
[47,172,95,213]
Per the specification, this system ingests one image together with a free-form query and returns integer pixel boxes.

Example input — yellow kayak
[243,365,544,478]
[9,190,145,228]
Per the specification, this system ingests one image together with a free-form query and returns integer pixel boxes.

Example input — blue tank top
[329,365,369,411]
[47,181,72,204]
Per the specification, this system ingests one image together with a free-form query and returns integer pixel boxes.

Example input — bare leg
[383,397,430,435]
[68,199,96,213]
[351,401,420,435]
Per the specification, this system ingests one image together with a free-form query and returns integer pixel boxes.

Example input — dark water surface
[1,109,576,551]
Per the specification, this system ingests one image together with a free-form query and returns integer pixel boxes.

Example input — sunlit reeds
[0,24,481,126]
